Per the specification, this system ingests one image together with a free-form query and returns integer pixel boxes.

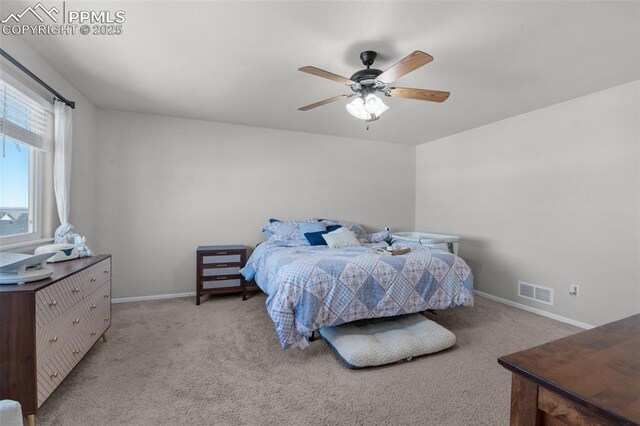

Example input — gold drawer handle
[217,264,228,267]
[104,270,110,274]
[50,372,59,379]
[104,317,110,321]
[48,300,58,307]
[49,336,58,343]
[215,276,228,280]
[104,293,110,298]
[217,252,228,255]
[73,318,80,324]
[72,288,80,293]
[72,349,80,355]
[90,277,97,282]
[90,304,97,309]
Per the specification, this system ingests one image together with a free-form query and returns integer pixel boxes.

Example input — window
[0,75,53,247]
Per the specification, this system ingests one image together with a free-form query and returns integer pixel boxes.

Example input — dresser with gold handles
[0,255,112,426]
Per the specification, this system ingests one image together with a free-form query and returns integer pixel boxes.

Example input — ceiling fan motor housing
[350,68,383,84]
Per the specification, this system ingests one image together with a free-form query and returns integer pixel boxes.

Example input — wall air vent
[518,281,554,305]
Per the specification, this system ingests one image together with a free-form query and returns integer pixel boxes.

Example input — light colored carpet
[36,293,578,425]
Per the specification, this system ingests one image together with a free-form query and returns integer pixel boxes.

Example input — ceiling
[7,1,640,145]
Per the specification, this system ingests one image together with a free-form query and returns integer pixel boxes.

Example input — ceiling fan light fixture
[364,93,384,115]
[364,94,386,115]
[346,97,371,120]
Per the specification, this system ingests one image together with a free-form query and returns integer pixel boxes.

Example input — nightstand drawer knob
[72,288,80,293]
[49,336,58,343]
[50,371,59,379]
[73,349,80,355]
[104,317,110,322]
[90,331,97,336]
[90,277,97,282]
[73,318,80,324]
[104,270,109,274]
[48,300,57,307]
[90,304,97,309]
[104,293,110,298]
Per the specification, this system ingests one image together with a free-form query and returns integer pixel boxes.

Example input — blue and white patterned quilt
[241,240,474,349]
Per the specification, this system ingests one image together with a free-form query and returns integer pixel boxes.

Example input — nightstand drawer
[202,254,242,265]
[202,266,241,276]
[203,278,241,290]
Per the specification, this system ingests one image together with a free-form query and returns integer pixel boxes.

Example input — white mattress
[319,314,456,369]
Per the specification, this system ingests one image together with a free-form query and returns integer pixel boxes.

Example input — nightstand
[196,245,247,305]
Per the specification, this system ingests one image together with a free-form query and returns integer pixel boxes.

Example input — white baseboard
[474,290,594,330]
[111,289,594,329]
[112,292,196,304]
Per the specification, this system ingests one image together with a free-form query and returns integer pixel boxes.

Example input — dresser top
[0,254,111,294]
[499,314,640,424]
[197,245,245,252]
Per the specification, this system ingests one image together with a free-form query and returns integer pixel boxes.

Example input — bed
[240,235,474,349]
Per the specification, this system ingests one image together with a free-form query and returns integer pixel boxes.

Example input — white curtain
[53,100,73,243]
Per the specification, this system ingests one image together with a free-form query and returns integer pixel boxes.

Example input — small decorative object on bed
[318,314,456,369]
[242,219,473,349]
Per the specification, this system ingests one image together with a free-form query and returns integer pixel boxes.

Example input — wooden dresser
[499,314,640,425]
[0,255,112,426]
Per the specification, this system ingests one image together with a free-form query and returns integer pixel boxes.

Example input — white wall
[1,37,99,248]
[95,110,416,298]
[415,80,640,326]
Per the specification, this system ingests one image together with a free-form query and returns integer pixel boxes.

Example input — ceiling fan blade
[298,95,351,111]
[376,51,434,84]
[387,87,450,103]
[299,66,355,85]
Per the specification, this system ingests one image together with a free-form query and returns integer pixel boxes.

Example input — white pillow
[322,228,361,248]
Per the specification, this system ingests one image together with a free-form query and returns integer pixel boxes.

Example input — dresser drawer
[81,258,111,295]
[36,297,87,365]
[81,302,111,347]
[35,274,85,327]
[80,281,111,325]
[37,355,71,407]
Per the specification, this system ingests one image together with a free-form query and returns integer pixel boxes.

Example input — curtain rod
[0,48,75,109]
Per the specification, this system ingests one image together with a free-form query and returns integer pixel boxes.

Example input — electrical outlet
[569,284,579,297]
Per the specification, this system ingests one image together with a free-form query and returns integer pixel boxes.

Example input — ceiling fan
[298,50,450,123]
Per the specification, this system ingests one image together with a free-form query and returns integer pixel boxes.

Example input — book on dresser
[0,254,112,426]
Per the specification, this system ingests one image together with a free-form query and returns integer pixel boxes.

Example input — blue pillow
[304,231,328,246]
[327,225,342,232]
[299,222,326,234]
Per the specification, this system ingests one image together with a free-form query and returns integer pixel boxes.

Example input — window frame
[0,72,55,250]
[0,139,47,249]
